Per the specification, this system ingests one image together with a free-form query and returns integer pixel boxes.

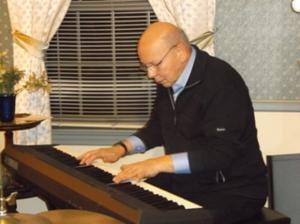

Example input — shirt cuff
[171,152,191,174]
[126,136,146,154]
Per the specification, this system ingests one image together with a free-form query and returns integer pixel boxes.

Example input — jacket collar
[185,45,209,88]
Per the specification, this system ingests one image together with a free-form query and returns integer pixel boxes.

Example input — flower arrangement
[22,71,51,93]
[0,51,50,95]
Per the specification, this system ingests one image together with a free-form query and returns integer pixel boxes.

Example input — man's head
[138,22,191,87]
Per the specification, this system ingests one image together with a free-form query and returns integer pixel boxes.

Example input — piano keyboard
[56,145,201,210]
[3,145,206,224]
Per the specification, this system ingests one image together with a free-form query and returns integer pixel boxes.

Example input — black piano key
[78,166,113,184]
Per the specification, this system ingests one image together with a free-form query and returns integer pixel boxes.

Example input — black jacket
[135,47,267,202]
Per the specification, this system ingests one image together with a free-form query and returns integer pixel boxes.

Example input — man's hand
[113,155,174,183]
[77,145,126,165]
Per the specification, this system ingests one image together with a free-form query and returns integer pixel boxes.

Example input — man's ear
[176,42,189,62]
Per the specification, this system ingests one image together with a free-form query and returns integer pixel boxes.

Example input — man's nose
[147,67,157,79]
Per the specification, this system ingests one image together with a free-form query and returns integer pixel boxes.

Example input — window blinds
[45,0,157,126]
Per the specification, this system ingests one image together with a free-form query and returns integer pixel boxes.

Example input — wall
[215,0,300,104]
[255,112,300,159]
[0,0,13,64]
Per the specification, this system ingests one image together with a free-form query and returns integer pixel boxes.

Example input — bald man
[79,22,267,223]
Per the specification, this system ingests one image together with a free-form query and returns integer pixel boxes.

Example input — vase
[0,94,16,122]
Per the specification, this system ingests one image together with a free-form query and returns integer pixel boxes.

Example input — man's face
[139,44,181,87]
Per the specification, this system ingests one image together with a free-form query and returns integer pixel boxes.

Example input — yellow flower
[22,71,51,93]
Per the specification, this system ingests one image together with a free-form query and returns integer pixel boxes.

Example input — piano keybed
[3,145,206,224]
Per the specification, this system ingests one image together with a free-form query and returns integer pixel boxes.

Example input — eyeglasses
[140,45,177,72]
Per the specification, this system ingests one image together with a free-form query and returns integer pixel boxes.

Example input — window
[45,0,157,127]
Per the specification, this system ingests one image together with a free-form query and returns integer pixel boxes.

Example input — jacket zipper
[168,80,202,126]
[216,170,226,183]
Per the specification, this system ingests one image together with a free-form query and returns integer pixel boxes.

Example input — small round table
[0,113,46,150]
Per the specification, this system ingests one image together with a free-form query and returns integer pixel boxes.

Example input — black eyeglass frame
[139,44,177,72]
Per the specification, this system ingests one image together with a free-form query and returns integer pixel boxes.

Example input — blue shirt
[126,47,196,174]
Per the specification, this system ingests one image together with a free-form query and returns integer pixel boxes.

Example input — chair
[266,154,300,224]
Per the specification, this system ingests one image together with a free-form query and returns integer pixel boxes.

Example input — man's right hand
[77,145,126,165]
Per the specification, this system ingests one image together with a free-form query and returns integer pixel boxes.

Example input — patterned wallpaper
[215,0,300,102]
[0,0,12,66]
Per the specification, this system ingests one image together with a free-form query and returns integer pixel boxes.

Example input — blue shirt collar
[172,47,196,94]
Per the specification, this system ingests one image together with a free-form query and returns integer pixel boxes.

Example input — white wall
[255,112,300,160]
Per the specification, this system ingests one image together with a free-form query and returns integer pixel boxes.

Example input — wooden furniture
[0,113,46,149]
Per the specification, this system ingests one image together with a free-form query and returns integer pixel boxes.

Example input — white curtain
[148,0,215,55]
[7,0,71,144]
